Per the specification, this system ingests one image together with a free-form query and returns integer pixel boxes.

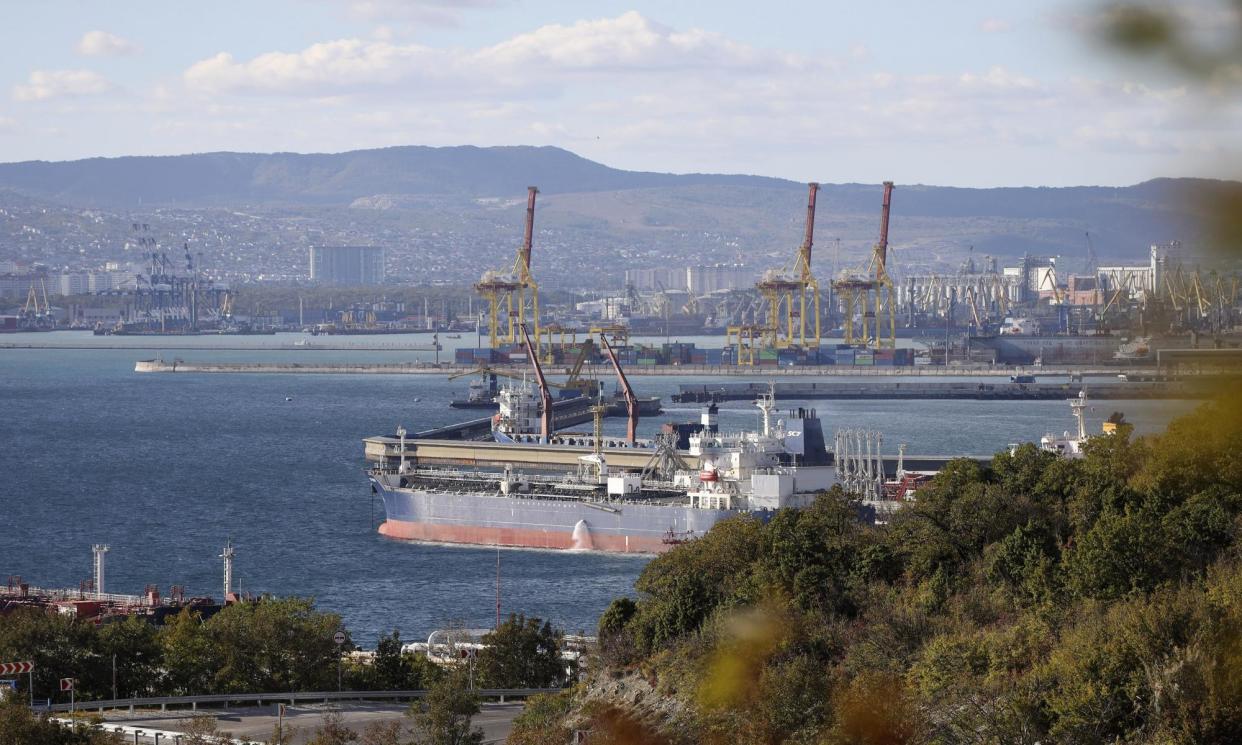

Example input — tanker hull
[371,478,737,554]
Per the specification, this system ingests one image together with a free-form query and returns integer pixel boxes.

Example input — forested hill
[508,390,1242,744]
[0,145,1232,267]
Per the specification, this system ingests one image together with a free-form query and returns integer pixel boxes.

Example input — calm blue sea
[0,333,1194,646]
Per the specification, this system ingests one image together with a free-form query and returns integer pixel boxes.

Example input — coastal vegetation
[0,603,562,743]
[510,392,1242,744]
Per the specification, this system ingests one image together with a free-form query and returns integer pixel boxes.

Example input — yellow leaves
[829,671,922,745]
[696,607,789,711]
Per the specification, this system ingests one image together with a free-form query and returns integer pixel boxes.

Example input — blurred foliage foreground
[511,391,1242,745]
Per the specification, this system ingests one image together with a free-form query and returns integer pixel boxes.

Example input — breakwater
[673,380,1206,402]
[4,342,440,352]
[133,359,1167,378]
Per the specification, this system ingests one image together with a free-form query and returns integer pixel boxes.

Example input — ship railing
[1,585,158,606]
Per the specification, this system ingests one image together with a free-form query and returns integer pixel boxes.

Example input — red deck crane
[599,333,638,444]
[519,322,553,442]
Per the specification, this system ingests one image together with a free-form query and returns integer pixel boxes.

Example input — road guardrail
[39,687,559,714]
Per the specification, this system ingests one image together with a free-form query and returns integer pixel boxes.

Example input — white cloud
[959,66,1040,91]
[184,40,440,94]
[76,30,140,57]
[168,10,1232,173]
[475,11,788,70]
[12,69,112,101]
[184,11,802,96]
[980,18,1012,34]
[8,11,1237,185]
[316,0,502,27]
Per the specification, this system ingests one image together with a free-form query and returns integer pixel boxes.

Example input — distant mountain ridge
[0,145,792,206]
[0,145,1231,274]
[0,144,1226,210]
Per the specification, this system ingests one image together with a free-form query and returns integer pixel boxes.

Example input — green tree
[409,671,484,745]
[370,630,410,689]
[1064,505,1165,600]
[159,609,217,695]
[475,614,564,689]
[97,616,162,698]
[754,488,864,615]
[985,520,1061,604]
[204,597,343,693]
[0,607,102,703]
[628,514,764,652]
[355,630,441,691]
[0,695,123,745]
[596,597,638,666]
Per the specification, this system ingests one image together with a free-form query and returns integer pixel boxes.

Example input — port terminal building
[309,245,386,285]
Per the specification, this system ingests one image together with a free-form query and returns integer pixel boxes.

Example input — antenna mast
[92,544,109,597]
[220,540,235,601]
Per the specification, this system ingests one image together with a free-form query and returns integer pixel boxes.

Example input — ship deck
[381,469,692,506]
[364,437,666,470]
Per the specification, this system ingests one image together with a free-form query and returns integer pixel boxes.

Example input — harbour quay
[671,378,1221,402]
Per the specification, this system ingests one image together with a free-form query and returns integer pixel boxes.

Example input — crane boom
[599,334,638,444]
[799,182,819,279]
[877,181,894,269]
[519,323,554,442]
[520,186,538,272]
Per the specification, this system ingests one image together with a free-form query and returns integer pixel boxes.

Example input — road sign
[333,631,346,645]
[0,661,33,675]
[60,678,74,692]
[0,680,15,689]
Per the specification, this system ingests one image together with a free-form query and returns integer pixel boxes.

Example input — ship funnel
[701,404,718,432]
[570,520,594,551]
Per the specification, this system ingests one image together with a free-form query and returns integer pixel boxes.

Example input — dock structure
[672,379,1213,403]
[363,434,987,477]
[133,359,1195,377]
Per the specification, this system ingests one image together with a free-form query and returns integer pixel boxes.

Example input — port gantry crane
[832,181,897,349]
[749,182,822,351]
[476,187,541,350]
[599,332,639,445]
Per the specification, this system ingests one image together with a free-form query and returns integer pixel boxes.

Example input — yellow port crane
[833,181,897,349]
[747,182,822,350]
[475,187,540,349]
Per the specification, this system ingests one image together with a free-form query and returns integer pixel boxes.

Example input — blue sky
[1,0,1238,186]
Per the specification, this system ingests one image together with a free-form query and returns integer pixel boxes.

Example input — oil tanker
[368,394,835,553]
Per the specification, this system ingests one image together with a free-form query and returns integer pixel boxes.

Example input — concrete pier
[672,379,1212,402]
[134,359,1176,378]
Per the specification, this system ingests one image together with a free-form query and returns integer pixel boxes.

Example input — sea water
[0,336,1193,644]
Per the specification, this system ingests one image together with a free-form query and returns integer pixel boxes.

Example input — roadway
[100,701,524,744]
